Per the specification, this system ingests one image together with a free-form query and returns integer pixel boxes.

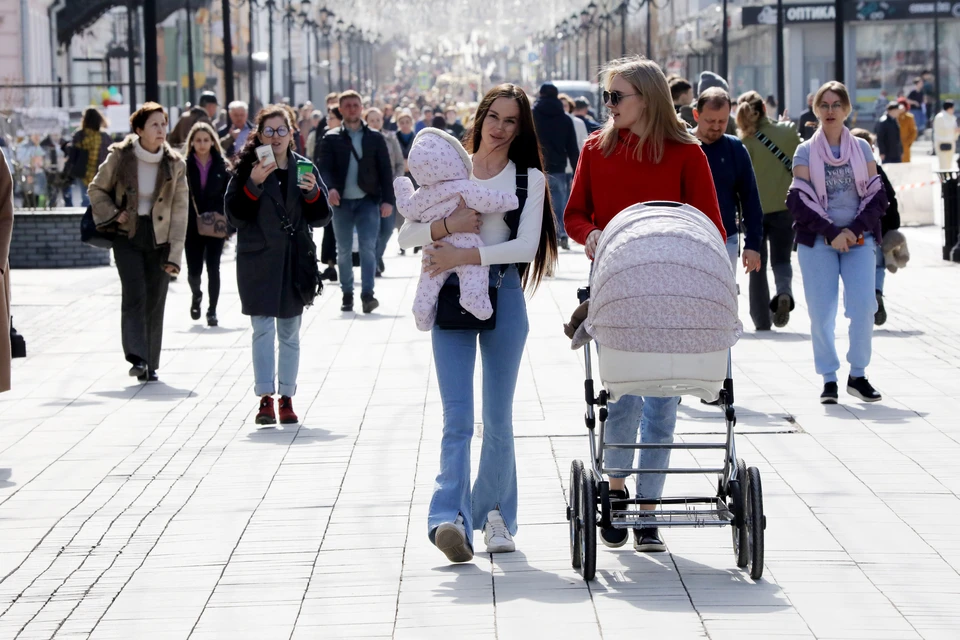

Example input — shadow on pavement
[742,332,811,342]
[91,383,198,400]
[246,425,345,444]
[182,325,246,334]
[0,468,14,489]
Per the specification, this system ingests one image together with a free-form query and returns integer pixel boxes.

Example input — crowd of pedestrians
[0,53,920,566]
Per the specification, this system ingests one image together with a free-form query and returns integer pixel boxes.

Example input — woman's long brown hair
[463,84,558,292]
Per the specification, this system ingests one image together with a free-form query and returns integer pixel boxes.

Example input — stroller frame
[566,287,766,582]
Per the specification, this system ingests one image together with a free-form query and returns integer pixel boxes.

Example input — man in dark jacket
[573,98,601,134]
[317,90,396,314]
[874,102,903,163]
[533,83,579,250]
[797,93,818,141]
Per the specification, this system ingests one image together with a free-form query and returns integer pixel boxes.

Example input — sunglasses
[261,126,290,138]
[603,90,640,107]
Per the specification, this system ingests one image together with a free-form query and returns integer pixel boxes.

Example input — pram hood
[572,202,742,354]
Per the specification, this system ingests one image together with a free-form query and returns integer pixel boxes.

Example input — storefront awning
[54,0,211,46]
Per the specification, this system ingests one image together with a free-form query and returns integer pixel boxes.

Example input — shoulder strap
[754,131,793,173]
[495,169,528,286]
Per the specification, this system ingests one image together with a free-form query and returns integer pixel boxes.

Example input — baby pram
[566,201,766,581]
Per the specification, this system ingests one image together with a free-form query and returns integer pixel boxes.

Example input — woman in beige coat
[0,151,13,393]
[89,102,188,383]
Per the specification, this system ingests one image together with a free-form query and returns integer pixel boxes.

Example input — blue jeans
[376,206,396,264]
[603,395,679,501]
[911,107,926,132]
[79,181,90,207]
[428,266,528,548]
[547,172,571,240]
[875,243,886,293]
[332,197,379,296]
[251,315,302,397]
[725,233,739,271]
[798,235,877,383]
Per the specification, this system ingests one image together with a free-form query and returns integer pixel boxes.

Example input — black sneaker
[129,360,148,378]
[847,376,882,403]
[820,381,839,404]
[875,291,887,326]
[361,294,379,314]
[599,488,630,548]
[190,294,202,320]
[377,257,386,274]
[772,294,792,328]
[321,266,338,282]
[206,310,218,327]
[138,370,158,383]
[559,237,570,251]
[633,527,666,553]
[341,293,354,312]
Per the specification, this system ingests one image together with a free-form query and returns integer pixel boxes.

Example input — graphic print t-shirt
[794,137,875,229]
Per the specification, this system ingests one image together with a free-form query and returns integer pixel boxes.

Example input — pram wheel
[568,460,583,569]
[730,458,749,569]
[578,468,597,581]
[746,466,766,580]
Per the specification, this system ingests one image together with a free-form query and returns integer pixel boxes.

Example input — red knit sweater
[563,131,726,245]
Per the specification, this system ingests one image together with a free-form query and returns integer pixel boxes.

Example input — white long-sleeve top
[397,161,545,267]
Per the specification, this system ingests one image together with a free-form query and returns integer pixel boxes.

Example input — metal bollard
[936,170,960,262]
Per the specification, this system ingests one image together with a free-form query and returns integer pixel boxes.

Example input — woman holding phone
[225,106,331,426]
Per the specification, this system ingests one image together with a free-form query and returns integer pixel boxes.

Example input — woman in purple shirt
[184,122,231,327]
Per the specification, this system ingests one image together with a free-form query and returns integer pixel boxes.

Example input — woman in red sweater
[564,56,724,554]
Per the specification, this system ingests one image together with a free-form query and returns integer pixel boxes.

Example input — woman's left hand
[423,241,463,278]
[298,172,317,192]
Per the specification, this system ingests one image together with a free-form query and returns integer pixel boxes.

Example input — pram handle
[641,200,683,207]
[577,287,590,304]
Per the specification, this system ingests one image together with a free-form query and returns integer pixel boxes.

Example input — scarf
[808,126,870,210]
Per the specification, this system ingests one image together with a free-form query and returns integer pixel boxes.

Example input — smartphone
[296,159,314,183]
[256,144,276,167]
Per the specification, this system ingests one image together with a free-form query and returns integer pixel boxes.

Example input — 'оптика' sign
[742,0,960,25]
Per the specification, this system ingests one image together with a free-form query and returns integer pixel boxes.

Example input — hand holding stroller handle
[577,287,591,304]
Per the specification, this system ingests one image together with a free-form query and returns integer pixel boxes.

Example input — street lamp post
[619,2,627,58]
[776,0,785,116]
[222,0,235,104]
[347,25,356,89]
[248,0,257,105]
[284,0,294,101]
[265,0,276,102]
[185,0,196,105]
[320,7,334,92]
[721,0,729,80]
[581,10,591,83]
[301,1,313,103]
[572,14,581,80]
[336,19,344,91]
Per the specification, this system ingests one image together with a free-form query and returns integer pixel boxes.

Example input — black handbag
[10,318,25,359]
[940,142,953,152]
[272,198,323,307]
[435,170,527,331]
[80,206,115,249]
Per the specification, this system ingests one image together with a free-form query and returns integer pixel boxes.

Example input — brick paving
[1,226,959,639]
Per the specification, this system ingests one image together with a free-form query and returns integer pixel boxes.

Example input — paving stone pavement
[1,226,959,640]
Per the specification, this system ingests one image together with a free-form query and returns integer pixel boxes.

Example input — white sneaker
[483,509,516,553]
[435,515,473,563]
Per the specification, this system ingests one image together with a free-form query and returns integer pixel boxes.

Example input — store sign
[742,4,836,25]
[743,0,960,25]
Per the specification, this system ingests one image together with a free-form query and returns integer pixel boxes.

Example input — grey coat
[225,150,332,318]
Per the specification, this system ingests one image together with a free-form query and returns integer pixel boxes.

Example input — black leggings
[184,232,226,311]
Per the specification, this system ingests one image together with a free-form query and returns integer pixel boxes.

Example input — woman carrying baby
[398,84,557,563]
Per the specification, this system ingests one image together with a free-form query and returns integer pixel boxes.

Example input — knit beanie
[698,71,730,96]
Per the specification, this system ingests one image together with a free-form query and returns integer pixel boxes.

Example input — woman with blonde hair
[565,56,724,554]
[786,81,886,404]
[183,122,231,326]
[736,90,802,331]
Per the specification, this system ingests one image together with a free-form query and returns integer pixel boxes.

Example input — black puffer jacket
[532,96,580,174]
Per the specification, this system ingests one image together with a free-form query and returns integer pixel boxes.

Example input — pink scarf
[808,126,870,210]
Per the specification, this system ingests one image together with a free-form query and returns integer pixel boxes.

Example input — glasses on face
[261,126,290,138]
[603,90,640,107]
[818,102,844,112]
